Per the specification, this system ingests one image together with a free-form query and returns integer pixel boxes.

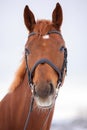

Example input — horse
[0,3,67,130]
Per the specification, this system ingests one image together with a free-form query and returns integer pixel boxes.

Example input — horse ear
[24,5,36,32]
[52,3,63,30]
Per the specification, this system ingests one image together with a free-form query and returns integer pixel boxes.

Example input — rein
[24,30,67,130]
[24,96,34,130]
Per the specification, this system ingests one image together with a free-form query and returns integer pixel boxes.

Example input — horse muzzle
[32,81,59,109]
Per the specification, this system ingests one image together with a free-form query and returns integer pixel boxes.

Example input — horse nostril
[49,82,54,95]
[34,82,54,98]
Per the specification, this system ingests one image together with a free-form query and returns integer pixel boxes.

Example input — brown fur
[0,3,66,130]
[9,21,53,92]
[9,2,63,92]
[9,18,60,93]
[34,20,53,35]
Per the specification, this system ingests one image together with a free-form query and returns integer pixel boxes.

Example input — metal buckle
[29,83,34,94]
[55,81,62,99]
[55,88,59,99]
[57,81,62,89]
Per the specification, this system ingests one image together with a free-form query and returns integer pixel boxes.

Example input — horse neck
[0,71,54,130]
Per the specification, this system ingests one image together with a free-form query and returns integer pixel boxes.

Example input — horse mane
[9,57,26,92]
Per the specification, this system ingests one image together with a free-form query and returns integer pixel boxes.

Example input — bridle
[24,30,67,130]
[25,30,67,91]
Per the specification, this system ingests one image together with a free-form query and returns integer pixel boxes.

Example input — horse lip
[38,104,53,109]
[37,102,54,109]
[34,95,55,109]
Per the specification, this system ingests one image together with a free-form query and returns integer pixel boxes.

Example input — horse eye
[59,46,65,52]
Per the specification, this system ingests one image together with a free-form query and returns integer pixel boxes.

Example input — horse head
[24,3,67,109]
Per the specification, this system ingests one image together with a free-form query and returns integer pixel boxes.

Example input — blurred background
[0,0,87,129]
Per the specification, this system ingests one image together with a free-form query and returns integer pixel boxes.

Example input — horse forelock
[9,57,26,92]
[34,20,54,35]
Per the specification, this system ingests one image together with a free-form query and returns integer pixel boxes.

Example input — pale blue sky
[0,0,87,120]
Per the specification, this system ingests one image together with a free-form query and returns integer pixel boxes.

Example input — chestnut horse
[0,3,67,130]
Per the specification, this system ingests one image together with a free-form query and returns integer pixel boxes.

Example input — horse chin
[34,95,55,109]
